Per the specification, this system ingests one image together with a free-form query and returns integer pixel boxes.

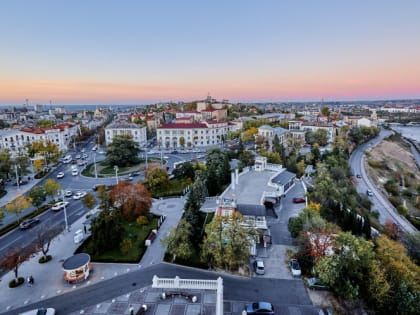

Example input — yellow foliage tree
[241,127,258,142]
[33,159,45,172]
[5,195,32,223]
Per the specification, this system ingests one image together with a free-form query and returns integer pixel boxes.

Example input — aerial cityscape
[0,1,419,315]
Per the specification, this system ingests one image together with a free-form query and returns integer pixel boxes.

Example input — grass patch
[151,178,190,198]
[75,216,159,263]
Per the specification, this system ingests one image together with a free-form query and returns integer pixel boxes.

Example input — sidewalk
[0,197,185,313]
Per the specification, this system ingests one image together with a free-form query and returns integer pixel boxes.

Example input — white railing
[152,275,223,315]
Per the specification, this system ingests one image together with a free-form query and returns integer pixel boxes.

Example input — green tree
[36,119,55,128]
[311,143,321,164]
[314,129,328,146]
[172,161,195,180]
[28,186,47,210]
[144,166,169,194]
[26,140,60,166]
[119,238,133,256]
[201,212,257,271]
[259,151,281,164]
[91,208,123,254]
[272,134,282,154]
[161,219,194,262]
[44,178,61,201]
[321,107,330,117]
[206,149,231,196]
[179,136,185,149]
[238,150,255,168]
[106,135,140,167]
[136,215,148,228]
[0,149,11,180]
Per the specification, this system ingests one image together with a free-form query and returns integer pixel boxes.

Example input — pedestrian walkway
[0,197,185,314]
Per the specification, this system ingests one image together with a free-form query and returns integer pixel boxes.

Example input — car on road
[129,171,141,177]
[64,190,73,197]
[51,201,69,211]
[77,160,87,166]
[98,150,105,154]
[254,259,265,275]
[19,308,55,315]
[56,172,65,179]
[244,301,275,314]
[13,180,29,186]
[19,218,40,229]
[73,191,87,200]
[292,197,305,203]
[306,277,330,290]
[366,189,374,196]
[356,174,362,178]
[75,154,81,159]
[82,153,88,159]
[290,258,302,277]
[72,169,78,176]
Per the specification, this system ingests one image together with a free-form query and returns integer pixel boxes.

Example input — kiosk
[62,253,91,283]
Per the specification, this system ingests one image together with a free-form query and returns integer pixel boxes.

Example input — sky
[1,0,420,105]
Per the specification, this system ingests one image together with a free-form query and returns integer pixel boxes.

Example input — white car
[290,259,302,277]
[72,169,78,176]
[82,153,88,159]
[56,172,65,179]
[73,191,87,200]
[19,308,55,315]
[64,190,73,197]
[51,201,69,211]
[98,150,105,154]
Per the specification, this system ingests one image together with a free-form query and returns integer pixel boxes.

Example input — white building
[105,121,147,147]
[0,122,79,153]
[157,121,231,149]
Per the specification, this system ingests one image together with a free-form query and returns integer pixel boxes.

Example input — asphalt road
[10,263,314,315]
[349,129,418,234]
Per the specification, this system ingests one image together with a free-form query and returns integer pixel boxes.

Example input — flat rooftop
[222,169,279,205]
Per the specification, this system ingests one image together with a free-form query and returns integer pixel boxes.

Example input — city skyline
[1,0,420,105]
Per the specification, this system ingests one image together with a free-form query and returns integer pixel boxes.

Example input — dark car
[292,197,305,203]
[19,218,40,229]
[171,150,179,154]
[356,174,362,178]
[245,301,275,314]
[129,171,141,177]
[13,180,29,186]
[306,277,330,290]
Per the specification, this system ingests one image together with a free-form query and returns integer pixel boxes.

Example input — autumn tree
[109,181,152,221]
[161,219,194,262]
[26,140,60,165]
[136,215,148,229]
[82,193,96,211]
[0,244,36,285]
[4,195,32,223]
[143,165,169,194]
[35,220,62,262]
[44,178,61,201]
[28,185,47,210]
[106,134,140,167]
[241,127,258,142]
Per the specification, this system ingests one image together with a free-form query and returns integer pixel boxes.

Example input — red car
[292,197,305,203]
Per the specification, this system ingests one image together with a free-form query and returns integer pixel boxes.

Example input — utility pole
[61,190,69,232]
[93,152,98,179]
[114,165,119,184]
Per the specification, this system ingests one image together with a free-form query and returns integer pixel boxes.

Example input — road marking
[0,235,24,251]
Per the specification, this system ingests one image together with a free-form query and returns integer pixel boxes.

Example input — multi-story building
[105,121,147,147]
[157,120,231,149]
[0,122,79,153]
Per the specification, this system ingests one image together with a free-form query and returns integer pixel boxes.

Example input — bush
[9,277,25,288]
[384,180,399,196]
[397,205,409,216]
[388,196,403,208]
[38,255,52,264]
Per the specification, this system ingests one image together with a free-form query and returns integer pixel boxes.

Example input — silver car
[254,259,265,275]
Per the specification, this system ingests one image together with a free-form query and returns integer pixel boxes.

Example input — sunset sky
[1,0,420,105]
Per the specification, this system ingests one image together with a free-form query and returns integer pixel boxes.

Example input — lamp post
[145,151,148,169]
[14,164,20,190]
[93,152,98,179]
[61,190,69,232]
[114,165,119,184]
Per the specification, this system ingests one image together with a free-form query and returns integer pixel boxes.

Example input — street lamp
[114,165,119,184]
[61,190,69,232]
[93,152,98,179]
[14,164,20,190]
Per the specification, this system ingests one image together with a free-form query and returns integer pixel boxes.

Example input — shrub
[9,277,25,288]
[384,180,399,196]
[397,205,409,216]
[371,209,380,219]
[38,255,52,264]
[388,196,402,208]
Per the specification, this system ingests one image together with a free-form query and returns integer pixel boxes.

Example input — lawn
[75,216,159,263]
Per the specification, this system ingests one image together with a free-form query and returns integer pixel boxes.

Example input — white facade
[105,122,147,147]
[0,123,79,153]
[357,117,372,127]
[157,121,230,148]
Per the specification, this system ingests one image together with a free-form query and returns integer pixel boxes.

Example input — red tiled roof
[158,123,207,129]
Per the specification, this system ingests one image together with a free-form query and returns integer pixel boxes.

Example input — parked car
[75,154,81,159]
[51,201,69,211]
[19,218,40,229]
[306,277,330,290]
[245,301,275,314]
[290,258,302,277]
[64,190,73,197]
[366,189,373,196]
[292,197,305,203]
[13,180,29,186]
[73,191,87,200]
[254,259,265,275]
[56,172,65,179]
[19,308,55,315]
[98,150,105,154]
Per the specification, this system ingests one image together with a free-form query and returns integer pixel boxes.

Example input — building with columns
[105,121,147,147]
